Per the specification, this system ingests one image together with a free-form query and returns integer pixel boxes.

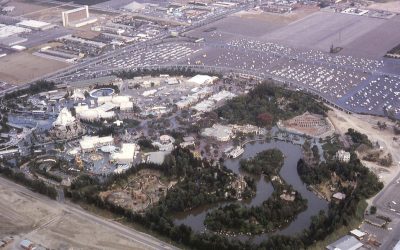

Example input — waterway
[173,139,328,243]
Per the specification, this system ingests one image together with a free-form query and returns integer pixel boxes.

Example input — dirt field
[0,182,59,238]
[25,213,148,250]
[368,1,400,13]
[0,52,68,85]
[0,178,150,250]
[328,108,400,185]
[5,0,50,17]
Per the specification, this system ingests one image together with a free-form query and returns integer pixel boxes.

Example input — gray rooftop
[326,235,363,250]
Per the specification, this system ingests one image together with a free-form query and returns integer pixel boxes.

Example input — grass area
[309,200,367,250]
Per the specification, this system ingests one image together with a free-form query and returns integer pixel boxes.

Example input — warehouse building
[80,135,114,152]
[17,20,54,31]
[111,143,138,164]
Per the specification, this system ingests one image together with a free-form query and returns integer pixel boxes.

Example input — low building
[364,215,386,227]
[111,143,138,164]
[20,239,33,250]
[187,74,218,85]
[350,229,366,240]
[75,104,116,121]
[326,235,363,250]
[80,135,114,152]
[332,192,346,201]
[336,150,351,163]
[180,136,195,148]
[17,20,54,31]
[202,124,233,142]
[146,151,169,165]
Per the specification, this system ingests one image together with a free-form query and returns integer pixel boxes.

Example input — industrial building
[62,6,97,27]
[187,74,218,85]
[202,124,233,142]
[80,135,114,152]
[74,102,117,121]
[110,143,138,164]
[326,235,363,250]
[97,95,134,111]
[17,20,54,31]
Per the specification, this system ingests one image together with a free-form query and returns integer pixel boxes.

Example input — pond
[89,88,115,98]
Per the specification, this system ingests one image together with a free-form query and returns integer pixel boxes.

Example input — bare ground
[0,52,68,84]
[328,108,400,186]
[0,179,150,249]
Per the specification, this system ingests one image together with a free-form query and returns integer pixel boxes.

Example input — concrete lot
[340,15,400,59]
[184,7,316,42]
[261,11,386,53]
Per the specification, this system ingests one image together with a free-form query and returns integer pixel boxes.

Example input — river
[173,139,328,243]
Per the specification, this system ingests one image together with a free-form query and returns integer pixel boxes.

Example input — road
[0,176,179,250]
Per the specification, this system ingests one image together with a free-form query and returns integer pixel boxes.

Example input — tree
[370,206,377,215]
[257,112,274,127]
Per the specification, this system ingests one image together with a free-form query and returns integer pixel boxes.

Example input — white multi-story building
[336,150,351,163]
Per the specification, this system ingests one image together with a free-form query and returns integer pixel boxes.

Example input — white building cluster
[79,135,114,152]
[175,87,213,109]
[75,103,115,121]
[336,150,351,163]
[97,95,133,111]
[111,143,139,165]
[193,90,236,112]
[202,123,264,141]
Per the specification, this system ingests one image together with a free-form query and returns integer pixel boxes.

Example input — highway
[0,176,179,250]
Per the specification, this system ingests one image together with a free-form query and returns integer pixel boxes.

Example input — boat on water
[228,146,244,158]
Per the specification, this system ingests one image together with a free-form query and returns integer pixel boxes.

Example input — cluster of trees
[386,43,400,58]
[216,81,328,127]
[240,149,284,176]
[32,167,62,183]
[204,149,306,234]
[205,182,307,234]
[115,68,222,79]
[363,151,393,167]
[4,80,55,100]
[0,113,9,133]
[297,151,383,246]
[0,166,58,199]
[160,147,255,211]
[137,138,158,151]
[346,128,373,148]
[122,118,140,128]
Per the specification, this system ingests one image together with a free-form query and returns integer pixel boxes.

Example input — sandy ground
[25,213,148,250]
[0,52,68,84]
[0,179,150,250]
[0,182,59,238]
[328,108,400,185]
[368,1,400,13]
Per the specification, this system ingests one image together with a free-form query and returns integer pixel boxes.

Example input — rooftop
[326,235,363,250]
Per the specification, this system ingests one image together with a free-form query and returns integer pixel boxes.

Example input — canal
[174,140,328,243]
